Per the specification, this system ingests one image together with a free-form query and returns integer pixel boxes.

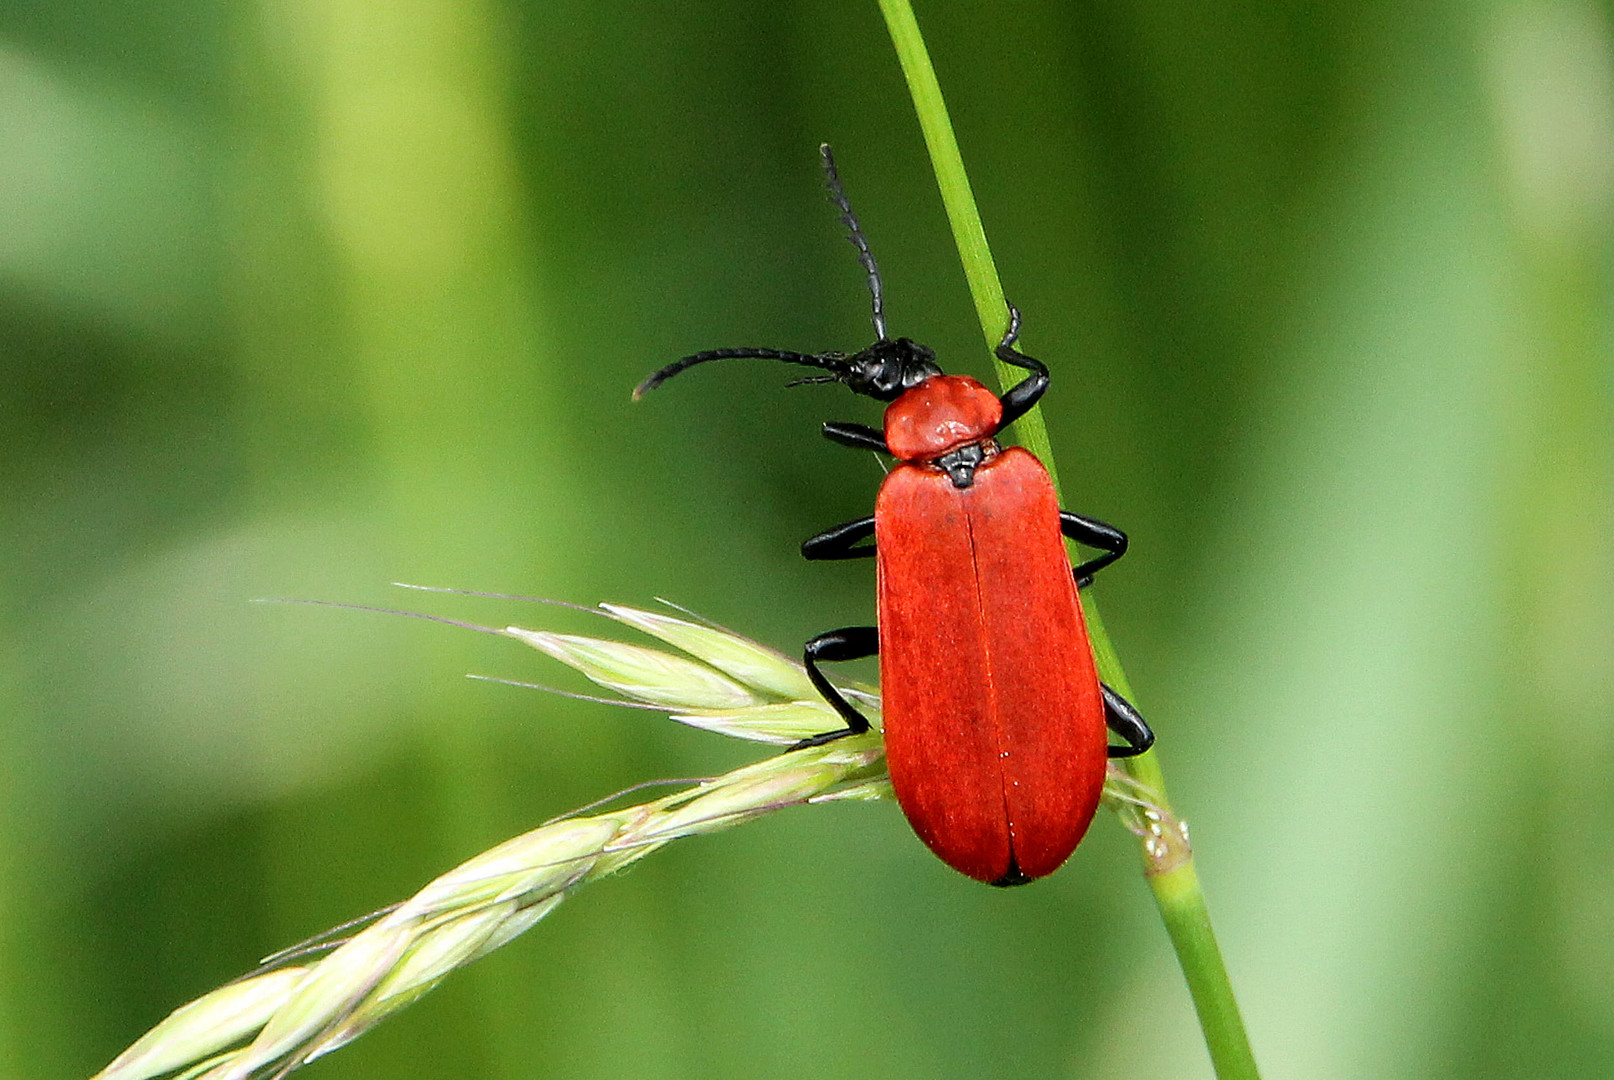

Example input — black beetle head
[838,337,942,401]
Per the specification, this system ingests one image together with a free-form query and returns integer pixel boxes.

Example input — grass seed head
[92,598,1147,1080]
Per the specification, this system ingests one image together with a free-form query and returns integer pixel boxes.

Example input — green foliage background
[2,1,1611,1077]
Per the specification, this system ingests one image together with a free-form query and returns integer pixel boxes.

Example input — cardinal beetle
[635,146,1154,886]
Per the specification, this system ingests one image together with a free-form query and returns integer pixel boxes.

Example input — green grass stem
[877,4,1259,1077]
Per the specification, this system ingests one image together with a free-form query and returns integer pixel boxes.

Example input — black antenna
[633,346,851,400]
[820,144,888,342]
[634,148,942,403]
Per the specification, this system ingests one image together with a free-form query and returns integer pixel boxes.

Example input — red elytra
[876,386,1107,883]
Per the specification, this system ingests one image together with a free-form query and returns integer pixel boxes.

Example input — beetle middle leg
[796,625,879,748]
[1101,683,1155,758]
[1061,511,1128,587]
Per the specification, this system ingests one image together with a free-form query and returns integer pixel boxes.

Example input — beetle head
[832,337,943,401]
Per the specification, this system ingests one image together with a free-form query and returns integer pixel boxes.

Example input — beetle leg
[1101,683,1155,758]
[822,421,889,453]
[994,304,1051,431]
[1060,511,1128,587]
[801,516,877,561]
[795,625,879,748]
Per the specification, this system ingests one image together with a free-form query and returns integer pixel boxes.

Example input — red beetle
[637,146,1152,885]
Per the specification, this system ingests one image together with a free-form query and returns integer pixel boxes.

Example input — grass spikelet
[93,969,309,1080]
[505,603,876,743]
[503,627,764,709]
[598,603,819,700]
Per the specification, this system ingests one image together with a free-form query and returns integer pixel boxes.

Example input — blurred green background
[3,1,1611,1077]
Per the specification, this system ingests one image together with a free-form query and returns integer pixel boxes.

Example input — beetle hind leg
[796,625,879,749]
[1101,683,1155,758]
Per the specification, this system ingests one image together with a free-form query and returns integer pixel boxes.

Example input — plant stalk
[876,4,1259,1077]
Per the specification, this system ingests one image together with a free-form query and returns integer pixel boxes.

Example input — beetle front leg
[1060,511,1127,587]
[994,305,1051,431]
[801,516,876,561]
[1101,683,1154,758]
[796,625,879,748]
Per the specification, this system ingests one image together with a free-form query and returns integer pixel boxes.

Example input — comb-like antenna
[820,144,888,342]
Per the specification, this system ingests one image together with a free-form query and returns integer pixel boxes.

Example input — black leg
[796,625,879,748]
[822,421,889,453]
[1101,683,1154,758]
[802,516,877,561]
[994,305,1051,431]
[1060,510,1128,587]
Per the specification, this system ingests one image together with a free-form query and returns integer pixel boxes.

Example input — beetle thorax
[882,375,1003,463]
